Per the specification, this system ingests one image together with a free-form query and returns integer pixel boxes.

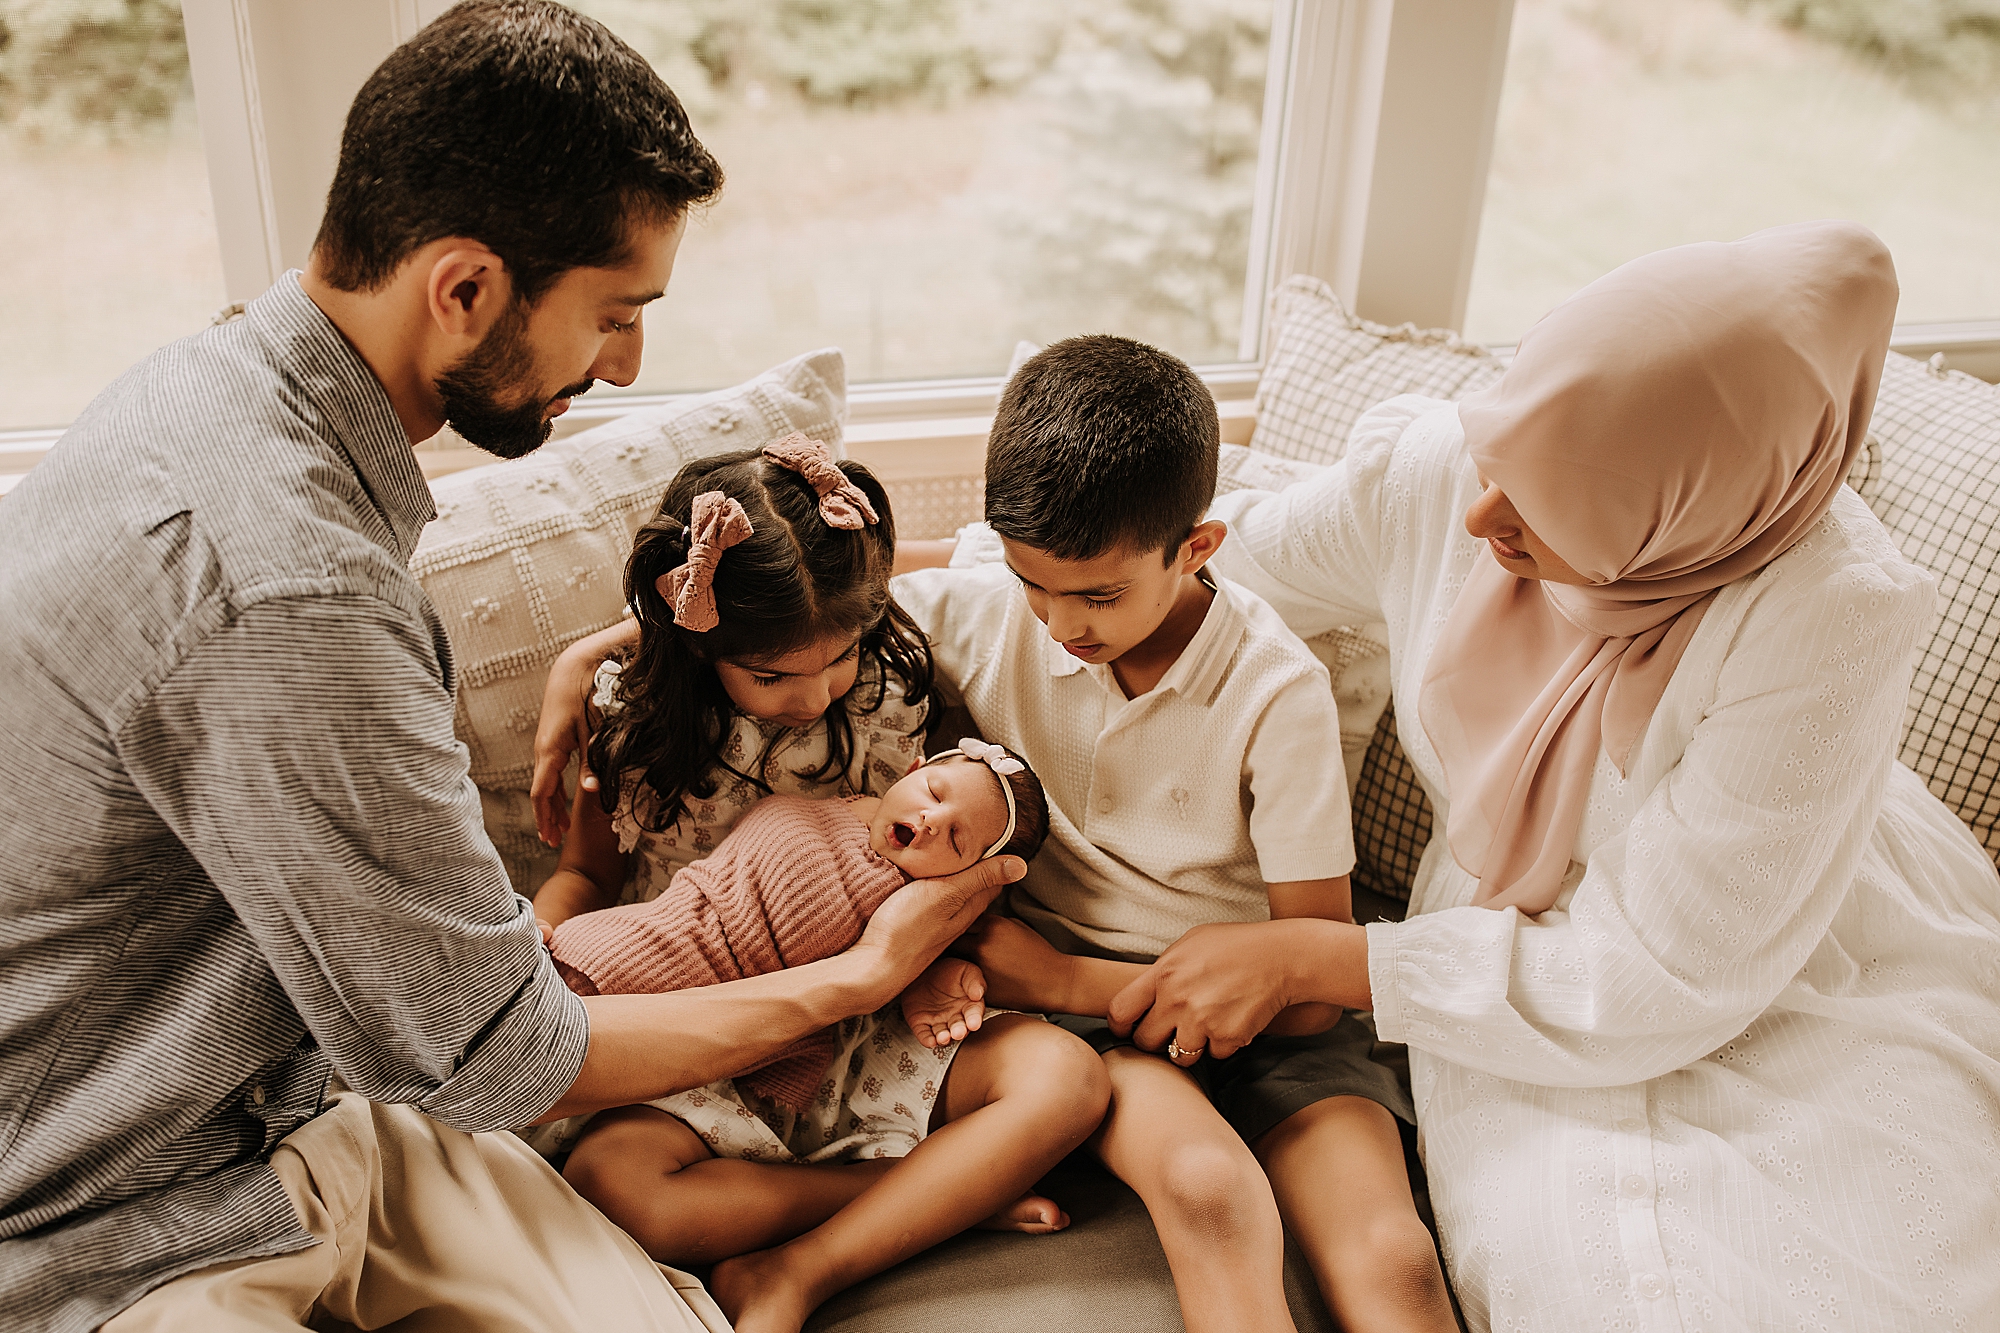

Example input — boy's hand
[901,957,987,1049]
[954,914,1073,1012]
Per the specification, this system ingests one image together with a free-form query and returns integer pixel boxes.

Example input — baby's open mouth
[889,821,916,849]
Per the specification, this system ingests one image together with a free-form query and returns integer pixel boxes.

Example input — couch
[411,278,2000,1330]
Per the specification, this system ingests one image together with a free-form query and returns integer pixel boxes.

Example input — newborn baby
[549,739,1049,1108]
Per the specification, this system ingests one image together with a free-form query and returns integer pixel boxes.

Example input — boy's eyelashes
[1008,570,1129,609]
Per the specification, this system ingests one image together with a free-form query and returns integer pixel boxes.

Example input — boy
[892,335,1454,1333]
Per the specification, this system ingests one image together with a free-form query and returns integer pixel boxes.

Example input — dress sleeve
[859,665,931,796]
[1366,538,1937,1087]
[117,594,590,1130]
[1207,395,1442,637]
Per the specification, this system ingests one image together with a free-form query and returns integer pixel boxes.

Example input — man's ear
[423,243,513,341]
[1179,518,1228,574]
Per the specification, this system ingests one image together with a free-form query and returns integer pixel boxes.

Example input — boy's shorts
[1051,1008,1415,1145]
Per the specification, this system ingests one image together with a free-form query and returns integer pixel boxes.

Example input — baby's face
[868,756,1009,880]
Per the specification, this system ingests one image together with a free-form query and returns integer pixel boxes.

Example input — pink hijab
[1421,221,1898,914]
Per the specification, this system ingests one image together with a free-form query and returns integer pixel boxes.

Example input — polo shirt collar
[1043,570,1247,707]
[249,272,437,561]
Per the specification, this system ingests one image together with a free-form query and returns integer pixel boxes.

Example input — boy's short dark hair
[313,0,723,304]
[983,335,1219,563]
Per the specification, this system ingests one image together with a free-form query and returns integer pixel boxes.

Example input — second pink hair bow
[762,433,879,530]
[660,490,754,631]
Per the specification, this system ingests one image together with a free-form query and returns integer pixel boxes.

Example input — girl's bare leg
[1254,1096,1456,1333]
[709,1014,1111,1333]
[563,1106,896,1264]
[1091,1047,1298,1333]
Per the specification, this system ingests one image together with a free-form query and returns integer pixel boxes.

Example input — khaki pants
[106,1094,730,1333]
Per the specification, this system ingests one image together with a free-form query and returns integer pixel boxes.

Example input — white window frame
[2,0,1996,490]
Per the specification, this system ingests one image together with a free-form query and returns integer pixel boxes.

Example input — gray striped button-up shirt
[0,274,591,1332]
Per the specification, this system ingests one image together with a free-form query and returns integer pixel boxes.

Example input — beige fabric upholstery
[412,347,848,891]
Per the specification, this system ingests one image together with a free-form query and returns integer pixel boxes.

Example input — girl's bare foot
[710,1246,819,1333]
[975,1191,1070,1233]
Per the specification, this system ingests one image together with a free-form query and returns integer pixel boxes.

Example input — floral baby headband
[762,433,880,530]
[924,737,1024,859]
[660,490,754,631]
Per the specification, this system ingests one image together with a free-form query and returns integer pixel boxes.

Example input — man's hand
[847,856,1024,1009]
[1108,918,1369,1064]
[901,957,987,1049]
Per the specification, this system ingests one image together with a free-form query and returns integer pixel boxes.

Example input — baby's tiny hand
[900,957,987,1050]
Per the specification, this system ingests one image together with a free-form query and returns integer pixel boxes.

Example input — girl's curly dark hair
[588,446,936,832]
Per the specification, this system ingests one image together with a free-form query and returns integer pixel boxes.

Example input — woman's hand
[1109,917,1370,1063]
[532,622,638,845]
[846,856,1025,1010]
[900,957,987,1049]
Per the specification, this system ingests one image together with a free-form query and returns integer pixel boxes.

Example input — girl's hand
[900,957,987,1049]
[532,623,637,845]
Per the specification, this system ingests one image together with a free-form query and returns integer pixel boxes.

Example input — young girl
[533,437,1108,1333]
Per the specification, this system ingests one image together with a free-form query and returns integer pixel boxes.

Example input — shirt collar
[1043,570,1247,706]
[247,272,437,561]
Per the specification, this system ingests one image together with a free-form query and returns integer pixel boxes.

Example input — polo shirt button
[1615,1116,1645,1133]
[1097,797,1112,814]
[1620,1174,1649,1198]
[1635,1272,1666,1300]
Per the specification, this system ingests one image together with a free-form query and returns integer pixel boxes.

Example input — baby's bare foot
[974,1191,1070,1234]
[710,1247,817,1333]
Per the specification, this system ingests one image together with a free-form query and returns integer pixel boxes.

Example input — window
[0,0,226,432]
[1464,0,2000,343]
[571,1,1275,394]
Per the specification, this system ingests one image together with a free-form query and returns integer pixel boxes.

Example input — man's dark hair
[984,335,1219,563]
[313,0,723,303]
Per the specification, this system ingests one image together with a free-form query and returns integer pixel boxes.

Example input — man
[0,5,1018,1330]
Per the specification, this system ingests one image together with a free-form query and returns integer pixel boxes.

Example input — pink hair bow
[660,491,754,631]
[762,433,879,530]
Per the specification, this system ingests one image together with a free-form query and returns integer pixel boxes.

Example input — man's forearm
[542,954,885,1121]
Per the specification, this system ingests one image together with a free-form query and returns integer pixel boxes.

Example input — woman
[1111,221,2000,1327]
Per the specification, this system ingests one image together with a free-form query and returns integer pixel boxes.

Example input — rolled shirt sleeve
[117,593,589,1130]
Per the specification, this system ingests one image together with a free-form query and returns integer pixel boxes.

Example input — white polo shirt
[893,561,1355,961]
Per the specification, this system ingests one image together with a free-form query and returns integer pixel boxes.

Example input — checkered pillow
[413,347,848,890]
[1252,276,1504,465]
[1866,352,2000,861]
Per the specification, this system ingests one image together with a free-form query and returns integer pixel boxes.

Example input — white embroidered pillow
[412,347,848,889]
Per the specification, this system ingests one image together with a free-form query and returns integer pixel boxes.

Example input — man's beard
[434,298,593,460]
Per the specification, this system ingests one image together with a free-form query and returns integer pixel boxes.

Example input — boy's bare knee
[1154,1138,1271,1243]
[1349,1212,1449,1308]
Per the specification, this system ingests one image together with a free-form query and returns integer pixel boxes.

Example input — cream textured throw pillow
[413,347,847,890]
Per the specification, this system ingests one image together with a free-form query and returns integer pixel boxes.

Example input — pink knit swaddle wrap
[549,796,908,1111]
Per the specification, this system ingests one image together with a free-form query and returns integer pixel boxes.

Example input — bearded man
[0,5,1018,1330]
